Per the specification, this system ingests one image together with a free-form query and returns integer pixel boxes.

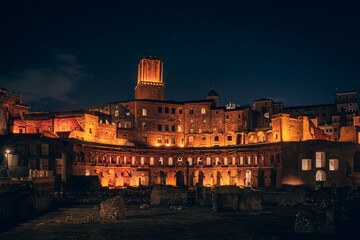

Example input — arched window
[109,156,113,164]
[132,156,136,165]
[189,136,194,143]
[168,157,173,166]
[206,157,211,166]
[159,157,163,165]
[197,157,202,165]
[141,157,145,165]
[103,156,106,163]
[316,170,326,182]
[201,107,206,114]
[215,157,220,165]
[150,157,154,165]
[254,156,258,164]
[224,157,228,165]
[142,108,147,116]
[233,157,237,165]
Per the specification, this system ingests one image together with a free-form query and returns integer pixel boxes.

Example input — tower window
[201,107,206,114]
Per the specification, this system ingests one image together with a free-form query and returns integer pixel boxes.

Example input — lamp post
[4,149,10,179]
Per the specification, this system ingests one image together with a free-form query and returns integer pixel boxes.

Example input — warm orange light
[166,143,170,147]
[180,144,184,148]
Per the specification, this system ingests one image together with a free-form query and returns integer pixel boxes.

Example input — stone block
[100,195,125,221]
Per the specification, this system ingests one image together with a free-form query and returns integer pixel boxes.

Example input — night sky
[1,1,359,112]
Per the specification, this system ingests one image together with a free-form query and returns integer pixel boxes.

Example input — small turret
[206,88,219,107]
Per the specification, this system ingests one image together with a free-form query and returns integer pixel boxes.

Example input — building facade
[2,55,360,189]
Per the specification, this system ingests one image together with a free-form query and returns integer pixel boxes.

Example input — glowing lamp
[180,144,184,148]
[166,144,170,147]
[5,149,10,154]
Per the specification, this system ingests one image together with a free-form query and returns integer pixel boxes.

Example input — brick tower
[135,55,165,100]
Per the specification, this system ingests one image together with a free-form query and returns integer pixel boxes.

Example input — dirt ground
[0,202,348,240]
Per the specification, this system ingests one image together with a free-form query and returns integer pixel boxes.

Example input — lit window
[302,159,311,170]
[201,107,206,114]
[254,156,258,164]
[187,157,192,165]
[142,122,147,130]
[189,136,194,143]
[168,157,173,165]
[329,159,339,171]
[157,137,162,144]
[132,157,136,165]
[246,156,251,164]
[165,138,169,144]
[190,129,193,133]
[117,156,120,164]
[150,157,154,165]
[199,128,202,133]
[239,156,243,165]
[123,156,127,164]
[171,138,175,144]
[115,110,119,117]
[109,156,113,164]
[206,157,211,165]
[224,157,228,165]
[215,157,220,165]
[141,157,145,165]
[142,108,147,116]
[159,157,163,165]
[316,152,325,168]
[178,125,182,132]
[197,157,202,165]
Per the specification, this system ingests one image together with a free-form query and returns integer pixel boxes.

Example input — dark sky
[1,0,359,111]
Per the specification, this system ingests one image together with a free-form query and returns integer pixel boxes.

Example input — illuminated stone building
[3,55,360,189]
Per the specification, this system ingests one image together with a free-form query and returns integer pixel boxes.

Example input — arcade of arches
[71,141,282,188]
